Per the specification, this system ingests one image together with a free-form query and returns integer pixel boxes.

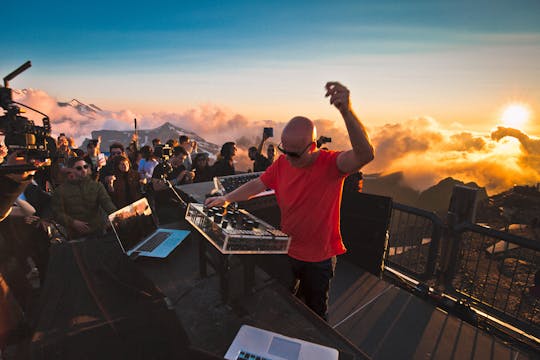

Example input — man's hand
[106,175,116,192]
[325,82,351,114]
[184,171,195,183]
[205,196,229,208]
[327,81,375,174]
[72,219,91,234]
[0,143,8,163]
[25,216,53,232]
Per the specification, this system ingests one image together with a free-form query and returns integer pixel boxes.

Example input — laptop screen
[109,198,158,252]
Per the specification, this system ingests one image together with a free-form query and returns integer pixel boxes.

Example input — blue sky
[3,0,540,134]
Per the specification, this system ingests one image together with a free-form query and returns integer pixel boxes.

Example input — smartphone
[263,127,274,138]
[98,153,106,167]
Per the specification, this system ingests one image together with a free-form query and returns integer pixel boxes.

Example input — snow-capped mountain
[87,122,219,156]
[58,98,102,118]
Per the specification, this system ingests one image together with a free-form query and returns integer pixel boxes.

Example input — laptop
[224,325,338,360]
[108,198,190,258]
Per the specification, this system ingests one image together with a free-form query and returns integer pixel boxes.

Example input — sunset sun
[500,103,531,130]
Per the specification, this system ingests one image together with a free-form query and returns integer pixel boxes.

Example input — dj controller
[185,203,290,254]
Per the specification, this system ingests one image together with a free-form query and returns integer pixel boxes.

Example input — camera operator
[0,152,39,342]
[151,146,193,190]
[0,152,36,221]
[149,146,192,221]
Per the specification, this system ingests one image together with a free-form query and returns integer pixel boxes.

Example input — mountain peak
[88,122,220,156]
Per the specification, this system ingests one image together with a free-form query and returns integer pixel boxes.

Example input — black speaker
[340,191,393,277]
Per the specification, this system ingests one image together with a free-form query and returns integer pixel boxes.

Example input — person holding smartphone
[248,128,274,172]
[84,138,106,181]
[206,82,374,320]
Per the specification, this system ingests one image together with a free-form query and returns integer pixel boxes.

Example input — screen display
[109,198,157,251]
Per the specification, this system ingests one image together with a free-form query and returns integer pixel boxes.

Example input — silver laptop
[225,325,338,360]
[108,198,189,258]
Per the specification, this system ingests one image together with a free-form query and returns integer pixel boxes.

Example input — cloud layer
[9,89,540,194]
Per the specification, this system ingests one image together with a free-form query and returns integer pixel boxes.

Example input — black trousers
[289,256,337,321]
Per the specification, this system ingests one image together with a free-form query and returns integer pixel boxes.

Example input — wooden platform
[329,261,532,359]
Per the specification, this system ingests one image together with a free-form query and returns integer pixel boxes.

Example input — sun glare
[500,103,530,130]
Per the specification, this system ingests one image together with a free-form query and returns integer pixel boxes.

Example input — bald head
[280,116,319,168]
[282,116,317,145]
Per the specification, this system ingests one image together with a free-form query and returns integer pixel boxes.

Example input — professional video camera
[153,144,173,177]
[153,144,173,161]
[0,61,55,174]
[316,135,332,148]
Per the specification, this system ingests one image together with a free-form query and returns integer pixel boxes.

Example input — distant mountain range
[364,172,539,231]
[56,98,220,155]
[363,172,489,217]
[85,122,220,156]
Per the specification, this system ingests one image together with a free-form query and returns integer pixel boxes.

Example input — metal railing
[385,203,442,281]
[384,202,540,342]
[448,223,540,338]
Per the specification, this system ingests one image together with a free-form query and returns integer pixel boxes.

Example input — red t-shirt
[260,150,348,262]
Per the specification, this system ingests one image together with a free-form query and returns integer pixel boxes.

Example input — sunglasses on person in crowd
[75,164,90,171]
[277,142,312,158]
[110,151,122,156]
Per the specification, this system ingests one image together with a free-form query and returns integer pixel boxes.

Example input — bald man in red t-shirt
[206,81,374,320]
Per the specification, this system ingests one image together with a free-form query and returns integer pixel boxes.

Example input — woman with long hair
[192,153,213,183]
[211,142,237,177]
[108,155,144,208]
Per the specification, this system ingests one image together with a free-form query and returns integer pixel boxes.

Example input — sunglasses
[75,164,90,171]
[110,151,122,155]
[277,142,312,158]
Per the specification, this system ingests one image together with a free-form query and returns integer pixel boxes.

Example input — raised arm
[257,131,270,154]
[325,81,374,174]
[205,178,267,208]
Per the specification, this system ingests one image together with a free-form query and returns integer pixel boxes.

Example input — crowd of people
[1,81,372,348]
[2,133,278,263]
[0,127,279,323]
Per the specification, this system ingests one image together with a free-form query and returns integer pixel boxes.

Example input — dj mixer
[214,172,264,194]
[185,203,290,254]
